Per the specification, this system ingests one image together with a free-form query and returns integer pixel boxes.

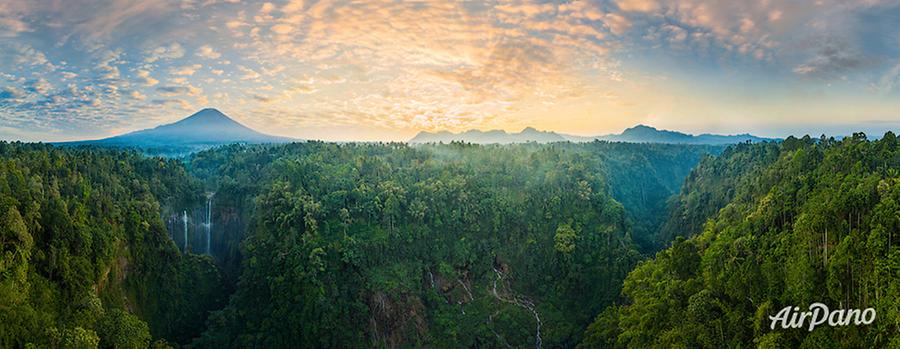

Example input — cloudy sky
[1,0,899,142]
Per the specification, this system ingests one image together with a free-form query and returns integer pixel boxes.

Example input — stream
[491,267,542,349]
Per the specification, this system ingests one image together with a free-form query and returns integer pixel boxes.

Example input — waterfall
[491,267,542,349]
[205,193,213,255]
[182,210,188,253]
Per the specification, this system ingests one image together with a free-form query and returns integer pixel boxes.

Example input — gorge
[1,128,897,348]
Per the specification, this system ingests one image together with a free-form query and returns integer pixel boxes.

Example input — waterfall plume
[205,193,214,255]
[183,210,188,253]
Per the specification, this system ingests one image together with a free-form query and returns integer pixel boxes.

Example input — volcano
[57,108,296,155]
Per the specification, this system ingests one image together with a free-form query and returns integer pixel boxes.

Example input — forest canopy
[189,141,715,348]
[0,134,896,348]
[580,133,900,348]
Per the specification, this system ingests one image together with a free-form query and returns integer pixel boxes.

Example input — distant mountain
[411,124,777,145]
[410,127,567,144]
[583,124,777,145]
[56,108,296,156]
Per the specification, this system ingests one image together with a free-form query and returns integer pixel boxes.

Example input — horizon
[5,106,899,143]
[38,107,898,144]
[1,0,899,142]
[0,2,898,345]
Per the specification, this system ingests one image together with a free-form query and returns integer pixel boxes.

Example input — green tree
[97,309,151,349]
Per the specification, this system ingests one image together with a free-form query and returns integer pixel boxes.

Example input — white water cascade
[182,210,188,252]
[492,267,542,349]
[204,193,213,255]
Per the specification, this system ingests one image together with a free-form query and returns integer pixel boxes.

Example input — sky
[0,0,899,142]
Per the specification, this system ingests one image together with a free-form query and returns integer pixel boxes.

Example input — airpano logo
[769,303,876,331]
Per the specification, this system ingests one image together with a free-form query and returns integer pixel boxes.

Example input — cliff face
[0,142,227,347]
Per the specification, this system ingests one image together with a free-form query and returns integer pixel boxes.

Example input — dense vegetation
[581,133,900,348]
[188,141,714,347]
[0,143,225,348]
[3,135,895,348]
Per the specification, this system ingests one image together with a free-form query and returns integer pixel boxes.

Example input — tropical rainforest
[580,133,900,348]
[0,134,897,348]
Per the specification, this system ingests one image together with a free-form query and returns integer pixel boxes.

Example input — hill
[580,133,900,348]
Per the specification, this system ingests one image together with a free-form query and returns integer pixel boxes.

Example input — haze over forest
[0,1,898,348]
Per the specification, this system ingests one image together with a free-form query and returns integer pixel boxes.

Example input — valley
[3,0,898,347]
[2,131,896,348]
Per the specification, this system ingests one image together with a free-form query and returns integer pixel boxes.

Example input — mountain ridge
[410,127,567,144]
[410,124,778,145]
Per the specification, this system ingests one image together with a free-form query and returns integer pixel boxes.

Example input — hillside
[187,141,718,347]
[0,143,226,348]
[4,134,895,348]
[580,132,900,348]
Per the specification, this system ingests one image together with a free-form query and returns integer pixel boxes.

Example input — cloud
[228,0,614,131]
[151,98,192,110]
[495,2,555,17]
[9,44,54,69]
[793,41,871,78]
[73,0,173,43]
[291,85,317,94]
[226,19,246,29]
[170,64,202,76]
[0,86,26,102]
[136,70,159,86]
[604,13,632,36]
[0,10,30,37]
[270,24,293,34]
[431,38,561,102]
[130,90,147,100]
[1,0,897,140]
[157,81,202,96]
[252,94,272,103]
[616,0,660,13]
[27,78,53,95]
[282,0,305,14]
[185,84,202,96]
[145,42,185,63]
[260,2,275,14]
[874,62,900,93]
[196,45,222,59]
[93,50,124,81]
[237,66,260,80]
[157,85,188,95]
